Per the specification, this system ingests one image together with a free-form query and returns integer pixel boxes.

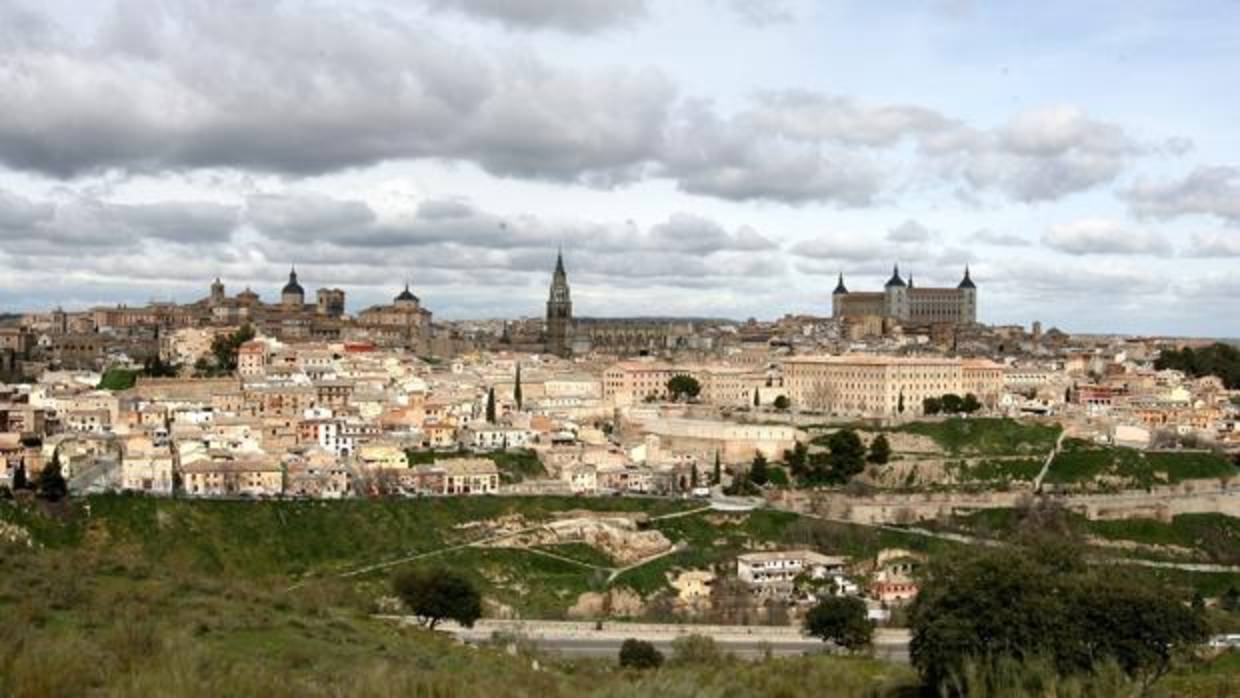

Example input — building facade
[781,355,1004,416]
[832,265,977,326]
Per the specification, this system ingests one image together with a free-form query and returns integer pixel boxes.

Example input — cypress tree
[514,363,523,410]
[485,388,497,423]
[11,461,27,491]
[753,388,760,407]
[37,451,68,502]
[712,451,721,486]
[690,463,699,488]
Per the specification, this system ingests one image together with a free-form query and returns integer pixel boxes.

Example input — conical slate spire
[958,264,976,289]
[885,264,906,288]
[832,272,848,295]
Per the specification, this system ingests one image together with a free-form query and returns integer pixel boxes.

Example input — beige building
[782,355,1004,416]
[438,458,500,495]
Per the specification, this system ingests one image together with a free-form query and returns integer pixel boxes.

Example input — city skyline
[1,1,1238,334]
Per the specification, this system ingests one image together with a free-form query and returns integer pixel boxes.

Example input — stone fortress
[832,264,977,327]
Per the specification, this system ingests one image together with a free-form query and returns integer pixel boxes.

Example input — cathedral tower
[546,250,573,357]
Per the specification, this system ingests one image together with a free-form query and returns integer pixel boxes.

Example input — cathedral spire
[832,272,848,295]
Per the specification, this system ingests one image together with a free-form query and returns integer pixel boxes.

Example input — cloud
[887,219,933,243]
[422,0,649,33]
[745,91,955,147]
[972,228,1032,247]
[717,0,797,27]
[932,105,1140,202]
[1042,218,1170,255]
[0,3,675,184]
[0,4,1157,210]
[788,234,884,262]
[1184,231,1240,257]
[1125,166,1240,224]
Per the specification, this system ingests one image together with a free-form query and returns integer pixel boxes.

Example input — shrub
[392,568,482,629]
[618,638,663,669]
[804,596,872,652]
[669,634,725,666]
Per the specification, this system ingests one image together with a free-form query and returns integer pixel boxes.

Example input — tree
[961,393,982,414]
[826,429,866,482]
[749,452,769,486]
[909,543,1207,692]
[667,375,701,402]
[690,463,699,489]
[867,434,892,465]
[37,451,68,502]
[753,388,760,407]
[773,395,790,410]
[11,461,28,491]
[940,393,965,414]
[392,568,482,630]
[897,390,905,414]
[712,451,721,486]
[485,387,496,423]
[1222,586,1240,612]
[784,441,809,478]
[804,596,872,653]
[618,638,663,670]
[923,397,942,415]
[513,363,523,410]
[206,324,255,375]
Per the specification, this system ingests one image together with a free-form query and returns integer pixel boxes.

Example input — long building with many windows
[781,355,1004,416]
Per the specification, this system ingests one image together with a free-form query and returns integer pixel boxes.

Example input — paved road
[409,618,911,663]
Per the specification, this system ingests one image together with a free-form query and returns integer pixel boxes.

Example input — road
[397,618,912,663]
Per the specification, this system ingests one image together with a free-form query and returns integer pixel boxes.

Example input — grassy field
[3,495,1240,697]
[1044,439,1237,487]
[0,529,928,698]
[0,495,691,582]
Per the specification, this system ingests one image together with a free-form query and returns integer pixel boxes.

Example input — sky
[0,0,1238,335]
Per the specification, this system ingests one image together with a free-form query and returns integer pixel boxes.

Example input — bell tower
[546,249,573,357]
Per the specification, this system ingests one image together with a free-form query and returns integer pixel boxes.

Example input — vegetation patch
[1045,439,1236,487]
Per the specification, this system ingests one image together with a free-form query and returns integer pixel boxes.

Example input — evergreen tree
[11,461,28,491]
[897,390,905,414]
[485,387,496,423]
[712,451,721,486]
[514,363,523,410]
[753,388,760,407]
[690,463,699,489]
[37,451,68,502]
[749,452,769,486]
[867,434,892,465]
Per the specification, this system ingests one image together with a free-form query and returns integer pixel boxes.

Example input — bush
[773,395,790,410]
[804,596,872,652]
[867,435,891,465]
[669,634,725,666]
[618,638,663,669]
[910,542,1208,692]
[392,568,482,629]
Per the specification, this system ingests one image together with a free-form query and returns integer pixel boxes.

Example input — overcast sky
[0,0,1237,335]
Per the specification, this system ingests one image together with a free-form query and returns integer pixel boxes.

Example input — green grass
[97,368,140,391]
[534,542,618,568]
[1088,514,1240,565]
[893,418,1061,456]
[948,457,1044,483]
[0,495,692,582]
[1044,440,1237,487]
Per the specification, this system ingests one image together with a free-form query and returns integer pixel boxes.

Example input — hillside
[3,495,1239,697]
